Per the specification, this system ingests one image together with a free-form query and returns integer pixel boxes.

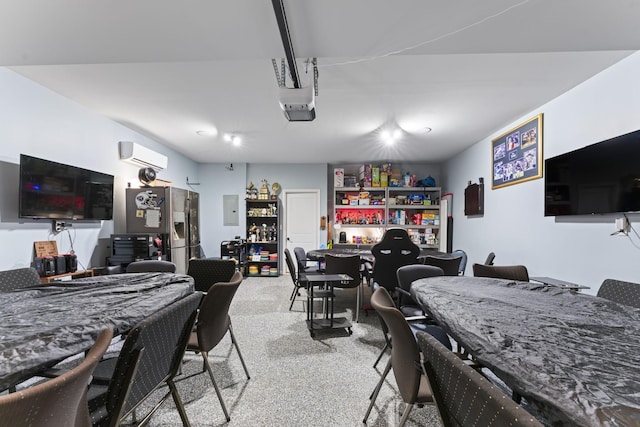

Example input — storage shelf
[246,198,281,276]
[332,185,445,251]
[335,224,386,228]
[387,204,440,209]
[335,205,385,209]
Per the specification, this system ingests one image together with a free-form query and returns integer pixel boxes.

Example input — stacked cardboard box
[358,164,372,187]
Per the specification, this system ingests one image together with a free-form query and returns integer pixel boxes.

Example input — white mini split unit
[118,141,168,171]
[279,85,315,121]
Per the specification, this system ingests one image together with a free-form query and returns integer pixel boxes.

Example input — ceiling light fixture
[381,128,402,145]
[223,133,242,146]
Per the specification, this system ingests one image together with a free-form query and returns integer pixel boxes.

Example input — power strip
[54,221,72,233]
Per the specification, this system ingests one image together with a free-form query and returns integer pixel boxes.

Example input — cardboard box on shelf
[372,167,380,187]
[358,164,372,187]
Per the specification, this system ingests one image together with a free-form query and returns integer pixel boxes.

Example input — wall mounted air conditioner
[118,141,168,171]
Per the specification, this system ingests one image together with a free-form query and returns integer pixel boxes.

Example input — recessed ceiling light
[423,127,432,133]
[196,129,217,137]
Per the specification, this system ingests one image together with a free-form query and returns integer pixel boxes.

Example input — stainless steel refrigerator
[125,187,201,274]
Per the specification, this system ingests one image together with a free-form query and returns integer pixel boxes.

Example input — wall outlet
[615,217,630,235]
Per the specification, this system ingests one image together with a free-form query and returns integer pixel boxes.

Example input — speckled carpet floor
[125,274,443,427]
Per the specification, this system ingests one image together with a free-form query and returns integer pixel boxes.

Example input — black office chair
[472,263,529,281]
[324,254,362,322]
[87,293,201,427]
[422,255,462,276]
[597,278,640,309]
[416,331,543,427]
[185,271,249,422]
[0,328,113,427]
[0,267,40,292]
[187,258,236,293]
[125,260,176,273]
[371,228,421,295]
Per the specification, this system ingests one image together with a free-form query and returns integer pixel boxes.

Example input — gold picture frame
[491,113,543,189]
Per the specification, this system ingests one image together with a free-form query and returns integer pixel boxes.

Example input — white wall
[195,162,248,257]
[248,163,329,248]
[0,68,198,270]
[443,52,640,294]
[195,162,329,258]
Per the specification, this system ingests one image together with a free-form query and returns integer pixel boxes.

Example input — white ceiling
[3,0,639,164]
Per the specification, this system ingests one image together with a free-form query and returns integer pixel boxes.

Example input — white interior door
[284,190,320,273]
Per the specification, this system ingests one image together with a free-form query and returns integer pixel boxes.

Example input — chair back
[0,328,113,427]
[324,254,360,288]
[0,267,41,292]
[187,258,236,292]
[598,278,640,309]
[422,255,462,276]
[126,260,176,273]
[284,248,297,280]
[396,264,444,307]
[416,331,543,427]
[293,247,308,272]
[195,271,244,352]
[450,249,467,275]
[370,287,424,404]
[484,252,496,265]
[472,263,529,281]
[371,228,420,292]
[104,292,201,420]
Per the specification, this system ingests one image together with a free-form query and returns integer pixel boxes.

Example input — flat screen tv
[544,129,640,216]
[19,154,114,220]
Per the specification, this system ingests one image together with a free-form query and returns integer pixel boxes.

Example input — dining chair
[472,263,529,281]
[285,248,306,310]
[187,258,236,293]
[125,259,177,273]
[450,249,467,275]
[324,254,362,322]
[396,264,444,318]
[87,293,201,427]
[597,278,640,309]
[422,255,462,276]
[370,264,445,369]
[0,267,41,292]
[364,287,450,427]
[294,246,318,275]
[0,328,113,427]
[185,271,250,422]
[416,330,543,427]
[484,252,496,265]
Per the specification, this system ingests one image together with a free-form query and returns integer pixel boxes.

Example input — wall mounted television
[19,154,114,220]
[544,129,640,216]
